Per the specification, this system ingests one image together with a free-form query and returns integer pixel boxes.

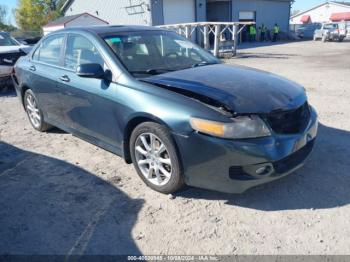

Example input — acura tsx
[12,25,318,194]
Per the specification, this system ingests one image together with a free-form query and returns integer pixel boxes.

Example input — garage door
[163,0,195,25]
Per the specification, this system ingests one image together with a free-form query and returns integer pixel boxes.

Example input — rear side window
[35,34,65,65]
[64,34,105,71]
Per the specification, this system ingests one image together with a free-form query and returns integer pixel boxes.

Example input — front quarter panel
[116,75,231,137]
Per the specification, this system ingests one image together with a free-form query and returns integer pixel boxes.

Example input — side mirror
[76,63,105,79]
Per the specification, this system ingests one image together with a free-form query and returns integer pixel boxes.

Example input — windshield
[324,24,338,30]
[0,33,20,46]
[103,30,219,77]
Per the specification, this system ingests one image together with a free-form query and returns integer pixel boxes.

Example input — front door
[58,34,123,149]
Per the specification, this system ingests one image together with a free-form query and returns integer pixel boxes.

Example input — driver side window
[64,34,105,71]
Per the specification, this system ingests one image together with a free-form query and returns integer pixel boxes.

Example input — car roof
[56,25,165,35]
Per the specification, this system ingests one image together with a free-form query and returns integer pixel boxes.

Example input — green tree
[15,0,65,32]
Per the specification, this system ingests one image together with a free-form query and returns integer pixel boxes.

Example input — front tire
[322,35,327,42]
[24,89,52,132]
[130,122,184,194]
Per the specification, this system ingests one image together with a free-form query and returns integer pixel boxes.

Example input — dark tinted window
[36,34,65,65]
[64,34,105,70]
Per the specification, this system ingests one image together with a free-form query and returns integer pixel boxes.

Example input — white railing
[158,22,255,57]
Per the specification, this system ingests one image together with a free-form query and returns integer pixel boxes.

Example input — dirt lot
[1,41,350,256]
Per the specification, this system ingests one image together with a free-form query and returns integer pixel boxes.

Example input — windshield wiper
[130,63,218,76]
[191,62,218,68]
[130,68,176,75]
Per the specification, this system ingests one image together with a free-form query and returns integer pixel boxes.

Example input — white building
[42,13,109,35]
[290,1,350,25]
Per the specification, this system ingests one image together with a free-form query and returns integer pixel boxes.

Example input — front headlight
[190,116,271,139]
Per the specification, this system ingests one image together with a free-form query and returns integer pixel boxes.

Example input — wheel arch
[122,113,179,164]
[20,85,31,108]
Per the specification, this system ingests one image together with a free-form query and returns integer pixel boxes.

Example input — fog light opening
[255,164,273,176]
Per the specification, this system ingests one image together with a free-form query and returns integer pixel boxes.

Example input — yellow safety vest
[250,26,256,35]
[274,26,280,33]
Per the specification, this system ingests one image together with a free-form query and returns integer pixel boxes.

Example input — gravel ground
[1,40,350,256]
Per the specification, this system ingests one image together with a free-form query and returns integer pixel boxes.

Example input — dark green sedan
[12,25,318,194]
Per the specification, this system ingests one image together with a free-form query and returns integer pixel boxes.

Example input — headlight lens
[190,116,271,139]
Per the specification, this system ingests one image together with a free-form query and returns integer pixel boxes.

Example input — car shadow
[0,142,144,256]
[47,127,67,134]
[0,88,16,97]
[178,123,350,211]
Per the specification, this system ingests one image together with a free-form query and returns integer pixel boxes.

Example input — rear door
[29,34,66,124]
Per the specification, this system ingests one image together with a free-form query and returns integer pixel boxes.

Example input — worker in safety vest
[259,24,267,42]
[249,25,257,42]
[273,23,280,42]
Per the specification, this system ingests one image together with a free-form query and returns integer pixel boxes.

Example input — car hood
[143,64,307,114]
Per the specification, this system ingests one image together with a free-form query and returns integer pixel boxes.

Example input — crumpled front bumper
[174,107,318,194]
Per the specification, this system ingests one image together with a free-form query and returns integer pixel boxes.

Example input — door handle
[29,65,36,71]
[59,75,70,82]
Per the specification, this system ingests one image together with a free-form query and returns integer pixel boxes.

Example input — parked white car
[0,32,31,89]
[313,22,347,42]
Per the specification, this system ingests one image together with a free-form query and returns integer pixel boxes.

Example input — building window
[239,11,256,22]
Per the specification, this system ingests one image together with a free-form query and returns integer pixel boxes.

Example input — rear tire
[24,89,52,132]
[130,122,184,194]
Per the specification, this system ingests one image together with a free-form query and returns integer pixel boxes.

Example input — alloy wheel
[26,93,41,129]
[134,133,172,186]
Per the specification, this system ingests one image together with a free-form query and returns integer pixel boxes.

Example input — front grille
[273,139,314,174]
[0,51,26,66]
[265,102,311,134]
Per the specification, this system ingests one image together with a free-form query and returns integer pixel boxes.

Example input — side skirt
[45,119,125,160]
